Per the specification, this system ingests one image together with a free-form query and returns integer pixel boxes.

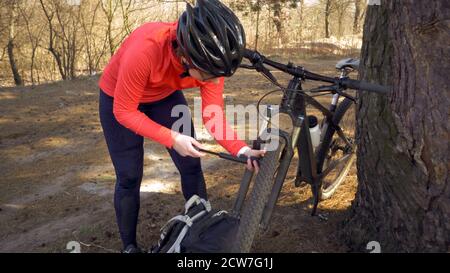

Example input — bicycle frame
[231,49,389,228]
[233,74,341,225]
[261,75,320,227]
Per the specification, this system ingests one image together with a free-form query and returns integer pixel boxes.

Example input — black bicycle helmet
[176,0,246,77]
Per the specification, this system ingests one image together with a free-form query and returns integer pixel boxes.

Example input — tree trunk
[353,0,362,34]
[325,0,331,38]
[30,47,36,86]
[298,0,304,41]
[335,1,347,38]
[39,0,67,80]
[7,3,23,86]
[254,0,261,50]
[7,40,22,86]
[337,12,344,38]
[19,4,39,86]
[342,0,449,252]
[266,4,271,48]
[101,0,117,57]
[272,2,283,48]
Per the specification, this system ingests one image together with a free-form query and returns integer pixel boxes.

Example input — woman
[98,0,264,253]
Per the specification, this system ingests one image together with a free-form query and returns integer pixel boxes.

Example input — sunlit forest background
[0,0,367,87]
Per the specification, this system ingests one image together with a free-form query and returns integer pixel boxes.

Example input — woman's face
[188,68,220,84]
[181,57,219,84]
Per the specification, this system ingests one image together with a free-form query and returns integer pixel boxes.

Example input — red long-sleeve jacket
[99,22,248,156]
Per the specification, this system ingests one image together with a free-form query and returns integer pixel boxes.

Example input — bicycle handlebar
[340,78,390,94]
[243,49,391,94]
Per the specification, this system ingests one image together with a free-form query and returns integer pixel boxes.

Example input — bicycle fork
[260,111,325,230]
[232,105,274,215]
[259,127,296,229]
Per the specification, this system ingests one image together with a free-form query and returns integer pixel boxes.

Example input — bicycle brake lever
[239,63,256,70]
[309,85,339,93]
[244,49,279,84]
[334,87,357,102]
[312,83,356,102]
[255,62,278,84]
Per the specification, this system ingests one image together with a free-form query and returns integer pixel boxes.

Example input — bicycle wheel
[232,137,284,253]
[316,98,356,200]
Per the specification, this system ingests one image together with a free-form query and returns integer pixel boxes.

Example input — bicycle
[227,49,390,253]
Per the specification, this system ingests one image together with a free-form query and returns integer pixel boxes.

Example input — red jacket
[99,22,248,156]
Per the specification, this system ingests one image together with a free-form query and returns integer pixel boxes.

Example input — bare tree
[39,0,81,80]
[18,2,44,86]
[254,0,261,50]
[353,0,365,34]
[40,0,67,80]
[101,0,121,57]
[231,0,305,48]
[0,0,364,85]
[297,0,304,41]
[335,0,352,38]
[271,2,284,47]
[6,1,23,85]
[324,0,333,38]
[80,0,109,75]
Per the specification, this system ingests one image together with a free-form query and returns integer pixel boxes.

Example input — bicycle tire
[232,138,283,253]
[316,98,356,200]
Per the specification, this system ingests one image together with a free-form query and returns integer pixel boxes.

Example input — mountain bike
[229,49,390,253]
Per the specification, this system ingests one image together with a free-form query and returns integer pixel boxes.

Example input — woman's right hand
[171,133,206,158]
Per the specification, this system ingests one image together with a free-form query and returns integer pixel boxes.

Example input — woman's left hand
[244,149,266,174]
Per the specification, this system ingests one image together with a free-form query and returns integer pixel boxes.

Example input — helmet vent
[176,0,246,77]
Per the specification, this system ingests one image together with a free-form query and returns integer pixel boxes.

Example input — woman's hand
[244,149,266,174]
[172,133,206,158]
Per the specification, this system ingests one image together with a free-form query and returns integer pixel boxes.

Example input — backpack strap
[167,224,190,253]
[184,195,212,213]
[155,196,213,253]
[165,210,209,253]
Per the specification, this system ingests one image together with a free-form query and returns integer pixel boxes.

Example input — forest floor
[0,56,358,253]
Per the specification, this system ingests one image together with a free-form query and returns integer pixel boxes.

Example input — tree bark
[324,0,331,38]
[254,0,261,50]
[7,40,22,86]
[101,0,118,57]
[298,0,304,41]
[19,3,41,86]
[353,0,362,34]
[39,0,67,80]
[342,0,450,252]
[7,2,23,86]
[335,1,351,38]
[272,2,284,47]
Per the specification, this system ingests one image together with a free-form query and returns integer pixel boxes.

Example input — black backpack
[150,195,239,253]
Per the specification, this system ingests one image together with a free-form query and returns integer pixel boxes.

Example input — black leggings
[99,89,207,248]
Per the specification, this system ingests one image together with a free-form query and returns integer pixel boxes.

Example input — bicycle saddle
[336,58,360,70]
